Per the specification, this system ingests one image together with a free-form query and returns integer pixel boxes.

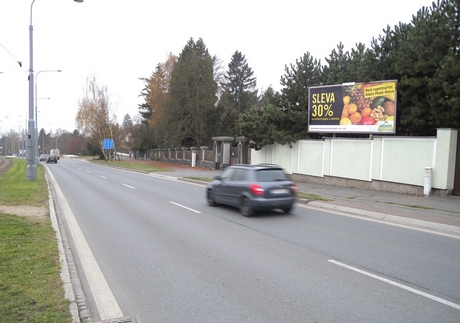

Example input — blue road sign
[103,139,114,149]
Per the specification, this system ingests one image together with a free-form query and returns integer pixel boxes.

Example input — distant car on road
[50,148,60,160]
[206,164,297,217]
[39,154,47,161]
[46,154,58,163]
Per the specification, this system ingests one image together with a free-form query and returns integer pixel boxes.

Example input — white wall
[252,129,458,190]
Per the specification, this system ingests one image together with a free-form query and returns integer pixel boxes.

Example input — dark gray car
[206,164,297,217]
[46,154,58,163]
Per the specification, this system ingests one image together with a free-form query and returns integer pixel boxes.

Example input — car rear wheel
[282,206,292,214]
[240,197,254,217]
[207,189,217,206]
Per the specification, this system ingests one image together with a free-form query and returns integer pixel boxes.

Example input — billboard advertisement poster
[308,80,397,134]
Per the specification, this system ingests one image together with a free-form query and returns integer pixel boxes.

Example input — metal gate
[230,147,238,165]
[229,145,249,165]
[453,131,460,195]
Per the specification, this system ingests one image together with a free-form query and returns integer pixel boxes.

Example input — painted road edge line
[47,170,124,320]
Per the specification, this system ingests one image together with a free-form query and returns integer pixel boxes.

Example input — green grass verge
[297,191,333,201]
[384,201,435,210]
[0,159,71,322]
[184,176,214,182]
[0,160,49,206]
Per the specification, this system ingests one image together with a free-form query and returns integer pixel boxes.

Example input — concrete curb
[46,172,82,323]
[308,201,460,237]
[45,168,93,323]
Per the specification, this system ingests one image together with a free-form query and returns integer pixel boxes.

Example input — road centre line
[100,175,107,179]
[87,171,92,173]
[123,184,135,189]
[169,201,201,213]
[328,259,460,310]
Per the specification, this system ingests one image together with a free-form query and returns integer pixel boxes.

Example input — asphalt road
[45,159,460,323]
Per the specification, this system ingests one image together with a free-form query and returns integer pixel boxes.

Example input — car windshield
[256,169,288,182]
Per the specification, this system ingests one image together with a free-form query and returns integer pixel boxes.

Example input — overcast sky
[1,0,434,134]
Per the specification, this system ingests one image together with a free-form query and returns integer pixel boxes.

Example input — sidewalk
[156,166,460,237]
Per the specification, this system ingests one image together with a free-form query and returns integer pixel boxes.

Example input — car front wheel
[240,197,254,217]
[207,189,217,206]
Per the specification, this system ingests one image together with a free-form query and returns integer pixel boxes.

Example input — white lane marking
[47,171,123,320]
[169,201,201,213]
[328,259,460,310]
[148,173,178,180]
[87,171,92,173]
[123,183,135,189]
[100,175,107,179]
[78,167,81,170]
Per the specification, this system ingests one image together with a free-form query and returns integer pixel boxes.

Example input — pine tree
[167,38,217,147]
[239,105,279,150]
[271,52,325,144]
[322,43,350,84]
[424,0,460,131]
[122,114,133,130]
[391,0,460,135]
[222,51,259,113]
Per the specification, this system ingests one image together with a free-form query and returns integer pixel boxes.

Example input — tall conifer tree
[223,51,258,113]
[167,38,217,147]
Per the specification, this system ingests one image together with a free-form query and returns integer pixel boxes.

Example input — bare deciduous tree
[76,75,118,159]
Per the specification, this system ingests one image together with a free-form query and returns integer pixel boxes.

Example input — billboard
[308,80,397,134]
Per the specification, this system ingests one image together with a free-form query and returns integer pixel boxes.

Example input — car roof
[228,164,283,171]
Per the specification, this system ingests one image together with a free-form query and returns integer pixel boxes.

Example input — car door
[213,167,235,204]
[227,168,248,206]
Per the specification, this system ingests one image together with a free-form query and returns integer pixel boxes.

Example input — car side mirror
[214,175,222,181]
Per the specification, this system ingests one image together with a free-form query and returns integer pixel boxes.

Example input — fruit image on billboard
[308,80,397,134]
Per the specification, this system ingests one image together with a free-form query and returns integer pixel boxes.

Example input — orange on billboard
[308,80,397,134]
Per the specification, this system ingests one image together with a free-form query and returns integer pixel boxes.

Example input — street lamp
[19,119,27,159]
[4,115,23,157]
[35,69,61,165]
[27,0,84,180]
[0,119,6,157]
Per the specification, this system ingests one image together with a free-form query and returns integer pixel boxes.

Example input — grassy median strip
[297,192,333,201]
[0,159,71,323]
[0,159,48,206]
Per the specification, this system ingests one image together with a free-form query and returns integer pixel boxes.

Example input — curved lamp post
[27,0,84,180]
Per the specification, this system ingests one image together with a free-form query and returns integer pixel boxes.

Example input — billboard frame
[308,80,397,134]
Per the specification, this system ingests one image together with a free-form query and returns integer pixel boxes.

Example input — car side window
[256,169,288,182]
[220,168,234,181]
[232,169,247,182]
